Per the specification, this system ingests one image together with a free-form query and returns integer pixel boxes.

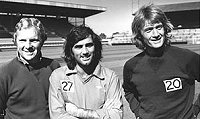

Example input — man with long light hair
[123,4,200,119]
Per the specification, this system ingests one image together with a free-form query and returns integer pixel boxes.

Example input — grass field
[0,44,200,119]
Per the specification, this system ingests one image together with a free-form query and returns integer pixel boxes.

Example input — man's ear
[12,34,17,45]
[42,34,47,42]
[40,41,45,47]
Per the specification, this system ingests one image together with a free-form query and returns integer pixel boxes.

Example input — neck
[28,57,41,65]
[145,45,165,57]
[19,51,42,65]
[76,61,98,76]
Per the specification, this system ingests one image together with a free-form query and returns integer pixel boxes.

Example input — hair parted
[131,4,174,50]
[63,25,102,70]
[13,17,47,43]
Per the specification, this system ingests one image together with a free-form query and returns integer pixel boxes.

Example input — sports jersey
[49,64,122,119]
[123,45,200,119]
[0,57,60,119]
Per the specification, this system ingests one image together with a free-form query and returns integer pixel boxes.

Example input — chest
[131,57,193,96]
[8,66,52,101]
[60,75,106,109]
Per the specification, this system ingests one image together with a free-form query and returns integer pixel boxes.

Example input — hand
[65,102,79,116]
[136,117,142,119]
[88,110,99,119]
[65,103,100,119]
[193,115,197,119]
[193,105,200,119]
[77,109,100,119]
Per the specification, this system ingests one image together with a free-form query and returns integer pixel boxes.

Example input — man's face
[15,27,43,61]
[72,36,95,66]
[140,21,165,48]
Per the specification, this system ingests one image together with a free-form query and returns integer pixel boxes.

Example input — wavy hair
[13,17,47,43]
[63,25,102,70]
[132,4,174,50]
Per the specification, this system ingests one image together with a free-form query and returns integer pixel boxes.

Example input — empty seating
[0,25,12,38]
[39,17,74,38]
[169,28,200,44]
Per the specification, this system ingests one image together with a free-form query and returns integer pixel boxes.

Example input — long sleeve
[48,72,78,119]
[96,72,123,119]
[186,51,200,82]
[0,78,6,116]
[122,62,140,117]
[189,52,200,116]
[0,66,8,117]
[194,94,200,116]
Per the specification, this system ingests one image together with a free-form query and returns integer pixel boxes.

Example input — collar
[17,52,29,65]
[92,64,105,80]
[17,52,43,71]
[64,66,77,76]
[17,51,42,65]
[65,64,105,80]
[145,45,166,57]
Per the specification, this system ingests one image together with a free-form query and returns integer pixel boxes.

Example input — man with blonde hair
[0,18,60,119]
[123,4,200,119]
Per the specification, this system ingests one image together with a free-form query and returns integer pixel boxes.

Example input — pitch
[0,44,199,119]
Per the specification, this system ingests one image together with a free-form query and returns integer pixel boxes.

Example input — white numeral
[163,78,182,92]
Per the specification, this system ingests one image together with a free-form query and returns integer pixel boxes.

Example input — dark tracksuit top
[123,45,200,119]
[0,57,60,119]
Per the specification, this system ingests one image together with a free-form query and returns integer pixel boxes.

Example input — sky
[61,0,199,37]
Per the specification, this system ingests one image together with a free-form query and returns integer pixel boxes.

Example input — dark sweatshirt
[123,45,200,119]
[0,57,60,119]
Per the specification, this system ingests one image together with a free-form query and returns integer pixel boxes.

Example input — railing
[0,0,106,11]
[0,40,64,49]
[169,28,200,44]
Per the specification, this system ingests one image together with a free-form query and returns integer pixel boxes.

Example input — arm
[49,72,78,119]
[0,69,8,119]
[122,63,140,117]
[65,102,99,119]
[187,52,200,82]
[193,95,200,118]
[65,72,122,119]
[95,71,123,119]
[49,73,97,119]
[0,81,6,119]
[190,53,200,117]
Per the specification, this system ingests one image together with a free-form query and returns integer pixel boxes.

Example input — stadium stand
[0,0,106,49]
[0,24,12,38]
[108,1,200,45]
[169,28,200,44]
[110,32,132,45]
[39,17,74,38]
[0,15,61,38]
[157,2,200,44]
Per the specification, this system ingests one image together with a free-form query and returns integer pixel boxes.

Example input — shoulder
[124,51,145,69]
[101,65,116,75]
[42,57,60,70]
[98,65,121,85]
[167,46,199,60]
[0,58,20,74]
[51,66,67,74]
[168,46,196,55]
[0,58,22,83]
[50,65,71,80]
[164,46,200,70]
[99,65,119,81]
[49,66,67,83]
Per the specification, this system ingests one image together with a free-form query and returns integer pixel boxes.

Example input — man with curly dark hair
[49,25,123,119]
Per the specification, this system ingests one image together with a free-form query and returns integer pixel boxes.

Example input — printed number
[61,81,73,92]
[163,78,182,92]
